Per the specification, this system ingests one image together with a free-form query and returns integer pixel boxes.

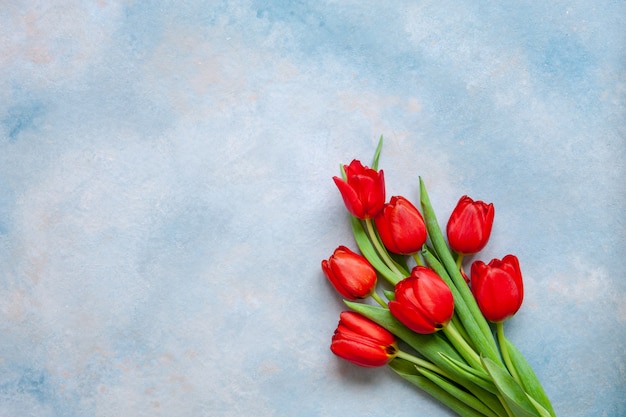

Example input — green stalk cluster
[343,138,555,417]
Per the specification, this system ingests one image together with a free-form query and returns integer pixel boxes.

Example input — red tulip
[471,255,524,322]
[330,311,398,368]
[446,195,495,254]
[374,196,428,255]
[322,246,377,300]
[333,160,385,219]
[388,266,454,334]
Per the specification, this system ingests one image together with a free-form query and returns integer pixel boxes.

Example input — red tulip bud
[446,195,494,254]
[330,311,398,368]
[388,266,454,334]
[374,196,428,255]
[333,160,386,219]
[322,246,377,300]
[471,255,524,322]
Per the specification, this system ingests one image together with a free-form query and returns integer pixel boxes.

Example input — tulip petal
[329,254,375,299]
[330,311,398,368]
[333,176,364,218]
[389,270,455,334]
[339,311,396,346]
[322,246,377,299]
[471,255,524,322]
[330,339,390,368]
[375,196,427,254]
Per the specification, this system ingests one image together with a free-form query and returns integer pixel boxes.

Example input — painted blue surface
[0,1,624,416]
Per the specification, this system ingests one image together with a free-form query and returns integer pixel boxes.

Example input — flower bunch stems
[324,138,555,417]
[419,178,501,364]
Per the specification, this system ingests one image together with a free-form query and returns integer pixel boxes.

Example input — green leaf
[502,337,556,417]
[371,135,384,170]
[389,358,490,417]
[424,354,509,417]
[418,367,501,417]
[464,383,509,417]
[438,353,498,395]
[350,216,400,285]
[352,307,506,417]
[481,357,542,417]
[419,178,501,363]
[388,356,421,376]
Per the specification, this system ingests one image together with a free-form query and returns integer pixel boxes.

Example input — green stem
[413,252,425,266]
[350,216,401,285]
[456,253,464,270]
[396,351,505,417]
[450,314,473,350]
[496,322,521,384]
[443,321,482,370]
[371,291,388,308]
[395,350,453,380]
[365,218,406,278]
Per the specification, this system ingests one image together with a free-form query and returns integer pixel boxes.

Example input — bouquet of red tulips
[322,138,555,417]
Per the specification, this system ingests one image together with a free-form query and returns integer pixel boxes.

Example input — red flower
[333,160,385,219]
[322,246,377,300]
[446,196,495,254]
[374,196,427,255]
[471,255,524,322]
[330,311,398,368]
[388,266,454,334]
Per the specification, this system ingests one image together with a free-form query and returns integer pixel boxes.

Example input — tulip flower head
[374,196,428,255]
[446,196,495,254]
[333,160,386,219]
[322,246,377,300]
[389,266,454,334]
[471,255,524,322]
[330,311,398,368]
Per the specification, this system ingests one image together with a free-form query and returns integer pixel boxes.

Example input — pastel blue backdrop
[1,1,624,416]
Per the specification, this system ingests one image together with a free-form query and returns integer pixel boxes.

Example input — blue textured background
[1,1,624,416]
